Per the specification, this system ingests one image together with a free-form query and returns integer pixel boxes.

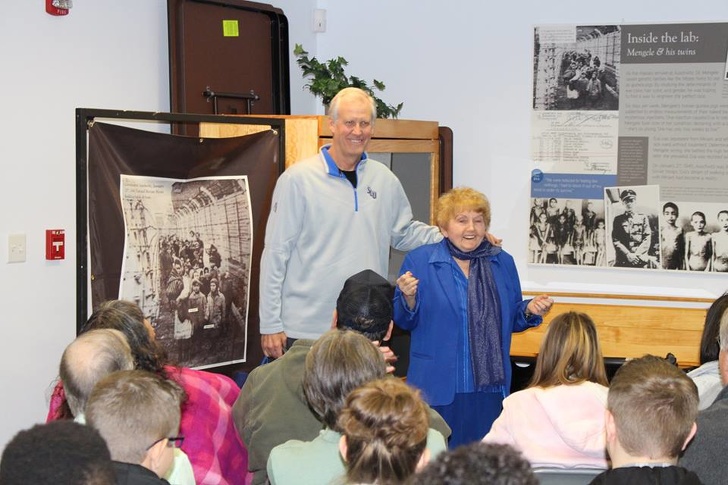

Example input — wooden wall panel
[511,293,711,368]
[200,116,320,167]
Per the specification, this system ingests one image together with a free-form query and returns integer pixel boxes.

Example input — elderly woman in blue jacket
[395,187,553,447]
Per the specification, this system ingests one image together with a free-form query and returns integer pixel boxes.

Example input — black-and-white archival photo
[119,175,252,368]
[605,185,661,269]
[533,25,621,111]
[659,201,728,272]
[529,197,606,266]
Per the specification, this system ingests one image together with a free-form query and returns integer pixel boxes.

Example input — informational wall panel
[530,23,728,272]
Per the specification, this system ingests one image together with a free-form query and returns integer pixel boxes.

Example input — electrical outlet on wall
[313,9,326,33]
[8,234,26,263]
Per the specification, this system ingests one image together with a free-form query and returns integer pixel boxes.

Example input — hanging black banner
[87,122,280,368]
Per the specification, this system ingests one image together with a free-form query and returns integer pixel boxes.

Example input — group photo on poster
[528,197,607,266]
[119,175,253,368]
[533,24,621,112]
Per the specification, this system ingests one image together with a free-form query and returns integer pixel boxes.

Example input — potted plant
[293,44,403,119]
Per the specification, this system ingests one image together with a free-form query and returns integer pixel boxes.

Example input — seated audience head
[303,329,387,430]
[81,299,166,374]
[0,420,115,485]
[337,378,430,484]
[85,369,185,478]
[699,292,728,365]
[414,442,538,485]
[529,311,608,388]
[59,328,134,417]
[335,269,394,341]
[607,355,698,464]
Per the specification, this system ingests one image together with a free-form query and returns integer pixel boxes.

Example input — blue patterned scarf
[445,239,505,389]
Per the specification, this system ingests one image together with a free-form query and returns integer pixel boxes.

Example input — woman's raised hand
[396,271,419,310]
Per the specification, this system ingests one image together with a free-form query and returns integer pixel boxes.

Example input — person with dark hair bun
[338,378,430,485]
[83,300,168,375]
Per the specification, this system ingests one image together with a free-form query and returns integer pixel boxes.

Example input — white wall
[274,0,319,115]
[0,0,169,448]
[1,0,727,449]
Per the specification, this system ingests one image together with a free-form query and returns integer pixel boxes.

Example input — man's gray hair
[328,87,376,123]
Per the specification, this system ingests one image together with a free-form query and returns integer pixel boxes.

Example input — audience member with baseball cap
[233,269,451,485]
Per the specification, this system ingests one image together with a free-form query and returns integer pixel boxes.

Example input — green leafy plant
[293,44,403,119]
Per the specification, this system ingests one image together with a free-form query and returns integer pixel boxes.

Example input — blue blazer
[394,240,541,406]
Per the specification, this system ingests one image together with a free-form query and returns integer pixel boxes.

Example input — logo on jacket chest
[366,186,377,199]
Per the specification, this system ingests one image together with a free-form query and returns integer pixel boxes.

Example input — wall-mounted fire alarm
[46,0,72,16]
[46,229,65,260]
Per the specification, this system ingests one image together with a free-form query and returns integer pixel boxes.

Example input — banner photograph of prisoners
[530,22,728,271]
[119,175,252,368]
[87,121,281,368]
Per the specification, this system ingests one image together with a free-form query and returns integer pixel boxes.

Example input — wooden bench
[511,292,713,369]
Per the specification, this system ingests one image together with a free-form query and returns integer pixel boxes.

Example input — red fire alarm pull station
[46,229,65,260]
[45,0,71,16]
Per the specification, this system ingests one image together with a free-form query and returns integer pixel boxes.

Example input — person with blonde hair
[395,186,553,446]
[86,370,186,484]
[483,311,609,469]
[338,378,430,485]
